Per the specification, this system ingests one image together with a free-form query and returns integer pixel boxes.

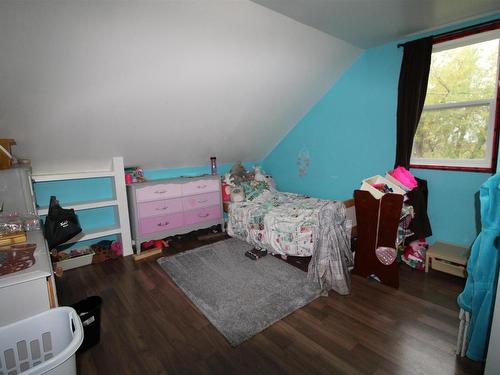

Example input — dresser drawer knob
[157,221,170,227]
[198,213,210,218]
[154,190,167,194]
[197,199,207,203]
[197,184,207,189]
[155,206,169,211]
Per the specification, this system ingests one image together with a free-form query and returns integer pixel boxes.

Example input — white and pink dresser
[126,175,224,255]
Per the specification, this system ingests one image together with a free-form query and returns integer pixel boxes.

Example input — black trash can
[71,296,102,353]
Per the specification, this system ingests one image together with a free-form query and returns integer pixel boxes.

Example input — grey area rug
[157,237,321,346]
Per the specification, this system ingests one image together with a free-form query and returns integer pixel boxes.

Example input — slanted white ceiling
[252,0,500,48]
[0,0,361,173]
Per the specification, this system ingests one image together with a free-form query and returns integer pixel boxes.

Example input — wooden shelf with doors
[31,156,133,257]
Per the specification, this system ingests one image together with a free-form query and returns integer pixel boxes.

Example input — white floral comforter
[227,190,322,256]
[227,190,353,295]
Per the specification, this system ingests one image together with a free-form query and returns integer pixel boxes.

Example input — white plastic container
[360,175,406,199]
[0,307,83,375]
[384,172,411,192]
[56,251,95,271]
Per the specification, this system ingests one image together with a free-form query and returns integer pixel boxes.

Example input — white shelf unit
[37,199,119,216]
[32,157,133,256]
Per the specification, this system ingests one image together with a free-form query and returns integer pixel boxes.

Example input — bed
[227,189,354,295]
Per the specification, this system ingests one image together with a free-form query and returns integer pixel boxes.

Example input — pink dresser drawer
[182,192,220,211]
[184,205,222,226]
[139,212,184,235]
[138,198,183,218]
[182,179,220,196]
[136,183,182,202]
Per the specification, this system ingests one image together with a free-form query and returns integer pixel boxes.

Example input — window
[411,25,500,172]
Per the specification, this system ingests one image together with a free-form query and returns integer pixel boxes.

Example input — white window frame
[410,29,500,171]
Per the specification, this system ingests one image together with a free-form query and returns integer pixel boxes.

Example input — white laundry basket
[0,307,83,375]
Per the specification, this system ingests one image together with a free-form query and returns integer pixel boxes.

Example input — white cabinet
[0,169,57,326]
[31,157,133,256]
[0,230,57,326]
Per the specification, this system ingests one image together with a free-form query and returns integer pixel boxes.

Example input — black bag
[44,196,82,250]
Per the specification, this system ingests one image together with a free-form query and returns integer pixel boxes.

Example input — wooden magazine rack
[352,190,403,288]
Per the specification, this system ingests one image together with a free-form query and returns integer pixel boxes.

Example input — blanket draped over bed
[227,190,354,295]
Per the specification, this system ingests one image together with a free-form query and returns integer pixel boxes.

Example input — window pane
[413,105,490,160]
[425,39,499,105]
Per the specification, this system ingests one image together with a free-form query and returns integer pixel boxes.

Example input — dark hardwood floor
[56,231,484,375]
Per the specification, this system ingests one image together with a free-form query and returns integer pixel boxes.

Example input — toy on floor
[91,240,123,263]
[141,239,168,251]
[245,248,268,260]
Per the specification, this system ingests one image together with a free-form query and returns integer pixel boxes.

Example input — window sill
[409,164,495,173]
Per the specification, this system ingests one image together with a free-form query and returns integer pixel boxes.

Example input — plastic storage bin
[360,175,406,199]
[384,173,412,192]
[56,250,95,271]
[71,296,102,353]
[0,307,83,375]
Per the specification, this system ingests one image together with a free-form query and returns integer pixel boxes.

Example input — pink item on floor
[402,239,428,271]
[389,166,418,190]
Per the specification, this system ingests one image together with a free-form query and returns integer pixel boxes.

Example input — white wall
[0,0,361,173]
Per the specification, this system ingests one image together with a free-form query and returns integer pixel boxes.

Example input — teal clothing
[458,173,500,361]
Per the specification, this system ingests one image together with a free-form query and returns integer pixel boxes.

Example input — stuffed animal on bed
[230,161,247,184]
[223,173,235,186]
[230,187,246,202]
[227,163,276,201]
[253,166,266,182]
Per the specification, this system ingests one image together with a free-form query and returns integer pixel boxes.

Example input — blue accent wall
[57,235,118,252]
[143,161,260,180]
[411,169,487,247]
[34,177,114,208]
[33,160,259,250]
[263,42,401,201]
[34,177,119,251]
[263,14,500,247]
[34,161,260,207]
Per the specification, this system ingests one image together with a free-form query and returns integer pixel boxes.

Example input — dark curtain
[394,37,433,168]
[405,177,432,242]
[395,37,434,241]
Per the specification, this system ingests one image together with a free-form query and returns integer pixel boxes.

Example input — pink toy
[221,181,231,201]
[125,173,133,184]
[389,166,418,190]
[111,241,123,257]
[402,239,428,271]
